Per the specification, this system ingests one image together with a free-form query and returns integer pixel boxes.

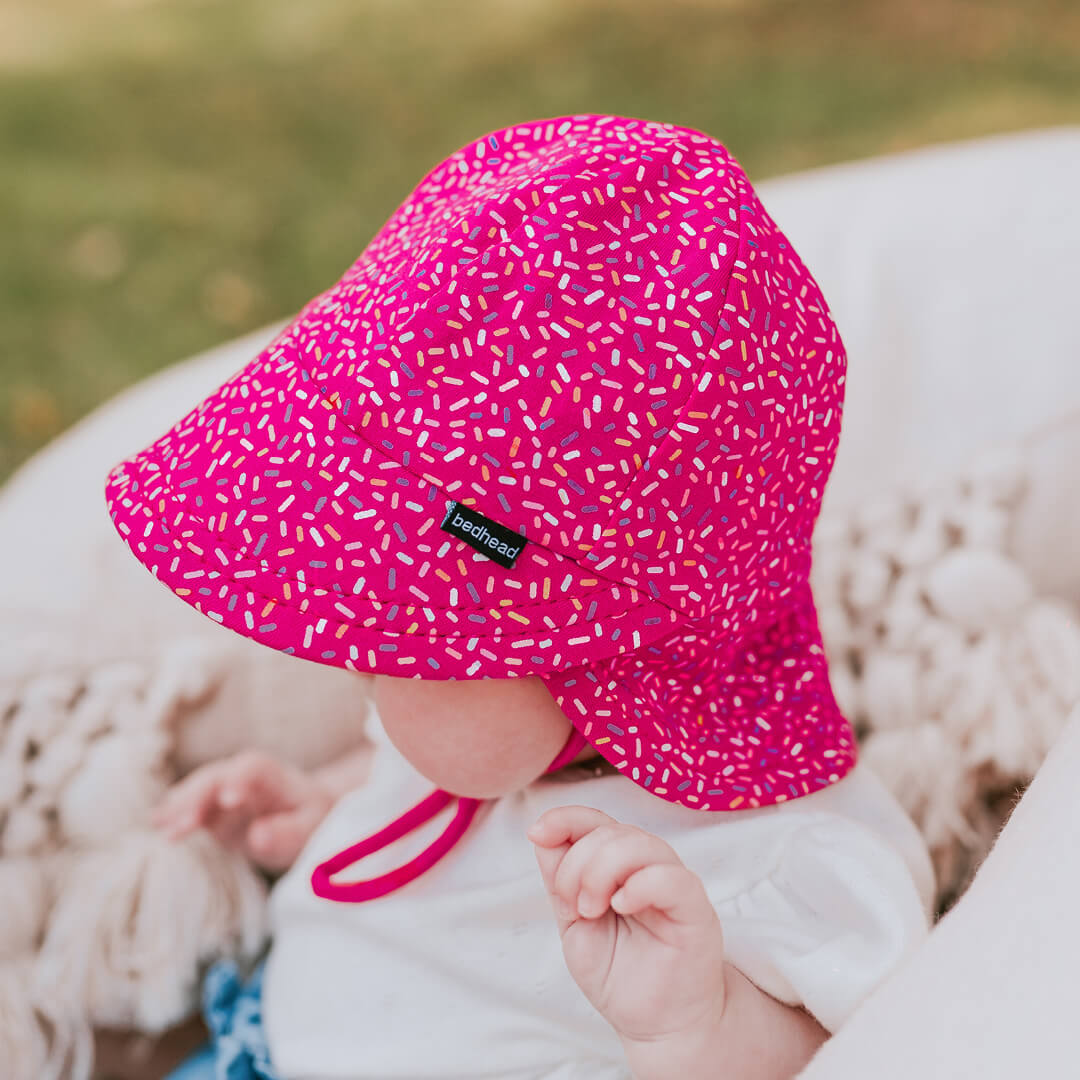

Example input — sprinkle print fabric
[104,113,857,811]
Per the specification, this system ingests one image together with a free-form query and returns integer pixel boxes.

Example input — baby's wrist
[620,961,830,1080]
[617,964,731,1080]
[619,1012,728,1080]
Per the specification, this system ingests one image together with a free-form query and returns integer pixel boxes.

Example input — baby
[105,114,936,1080]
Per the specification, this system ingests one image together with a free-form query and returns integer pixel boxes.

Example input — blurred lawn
[2,0,1079,485]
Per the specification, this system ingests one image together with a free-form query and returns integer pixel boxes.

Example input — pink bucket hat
[105,113,856,900]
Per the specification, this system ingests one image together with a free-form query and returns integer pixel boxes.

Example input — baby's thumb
[246,808,317,872]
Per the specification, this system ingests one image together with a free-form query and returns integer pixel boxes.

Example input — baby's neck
[568,745,601,766]
[546,746,618,782]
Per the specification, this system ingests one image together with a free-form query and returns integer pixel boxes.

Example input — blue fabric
[164,956,280,1080]
[163,1043,215,1080]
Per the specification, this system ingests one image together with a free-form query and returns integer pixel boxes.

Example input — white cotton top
[262,703,936,1080]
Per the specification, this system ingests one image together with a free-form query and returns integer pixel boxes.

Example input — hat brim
[104,328,682,681]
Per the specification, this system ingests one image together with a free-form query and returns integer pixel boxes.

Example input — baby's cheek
[372,673,572,797]
[388,724,548,797]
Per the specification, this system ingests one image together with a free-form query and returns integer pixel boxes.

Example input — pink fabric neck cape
[104,113,856,904]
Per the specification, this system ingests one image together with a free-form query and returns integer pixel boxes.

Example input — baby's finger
[561,825,681,919]
[206,808,253,851]
[217,751,291,814]
[245,804,322,873]
[611,862,720,932]
[153,763,230,836]
[527,805,619,900]
[528,804,619,848]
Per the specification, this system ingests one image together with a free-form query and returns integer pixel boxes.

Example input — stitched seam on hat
[123,431,629,611]
[121,500,672,640]
[112,377,638,607]
[114,476,665,622]
[122,494,625,616]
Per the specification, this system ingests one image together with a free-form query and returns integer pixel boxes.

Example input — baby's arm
[636,962,830,1080]
[153,742,374,872]
[528,806,829,1080]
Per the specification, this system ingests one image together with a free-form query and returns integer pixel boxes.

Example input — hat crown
[104,114,856,815]
[285,115,844,637]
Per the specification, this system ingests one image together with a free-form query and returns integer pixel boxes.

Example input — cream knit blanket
[1,435,1078,1079]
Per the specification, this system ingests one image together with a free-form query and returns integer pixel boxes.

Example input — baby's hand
[152,750,334,872]
[527,805,728,1050]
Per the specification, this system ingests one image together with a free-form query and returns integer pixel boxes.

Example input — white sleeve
[713,817,932,1033]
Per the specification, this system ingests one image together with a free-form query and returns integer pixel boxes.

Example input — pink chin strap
[310,727,590,903]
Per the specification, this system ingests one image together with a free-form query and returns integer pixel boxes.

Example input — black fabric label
[440,502,527,569]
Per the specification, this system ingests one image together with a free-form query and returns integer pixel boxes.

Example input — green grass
[2,0,1079,484]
